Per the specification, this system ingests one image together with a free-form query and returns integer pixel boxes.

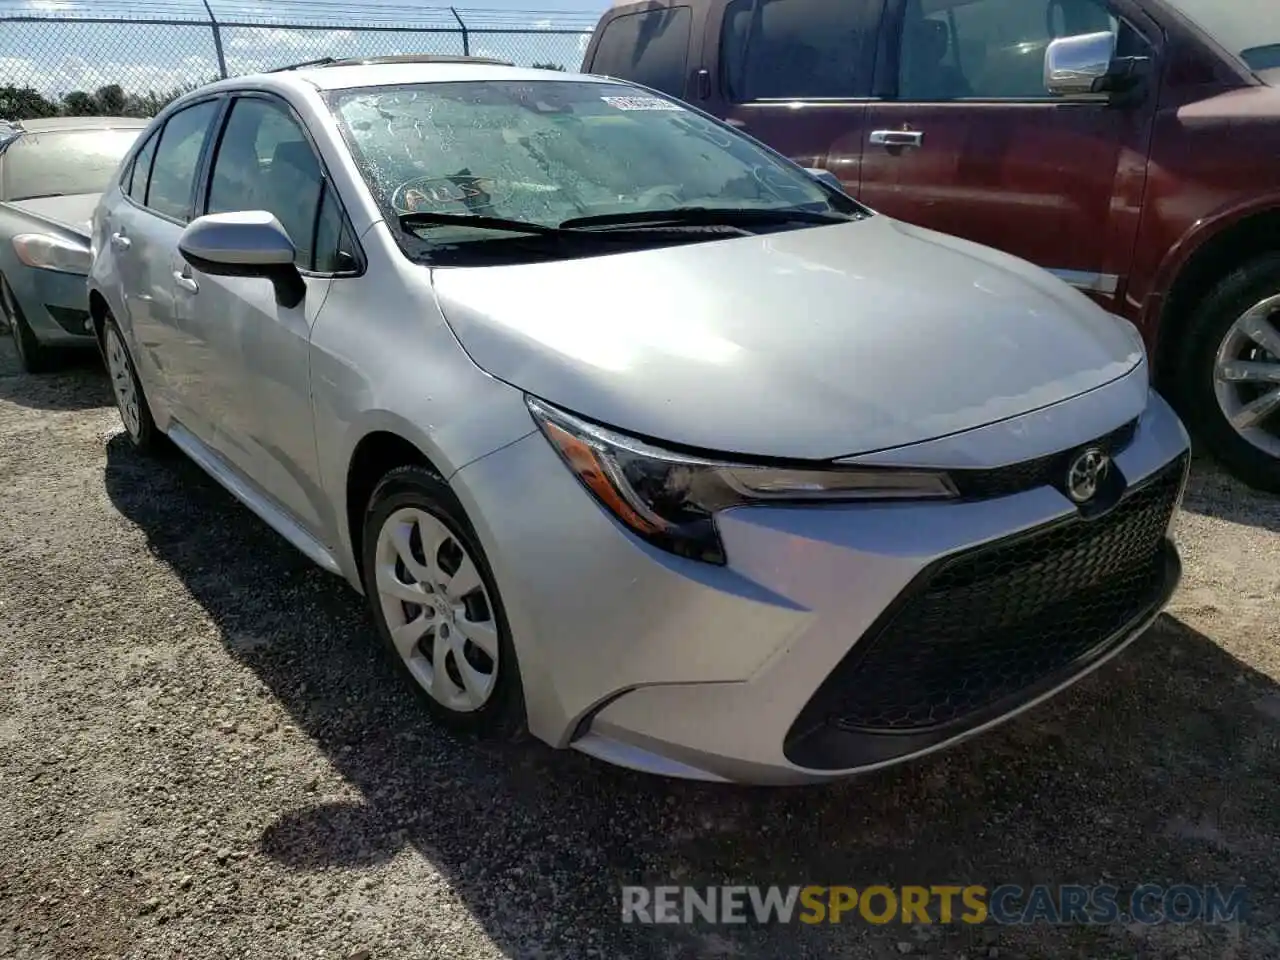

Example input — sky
[0,0,613,98]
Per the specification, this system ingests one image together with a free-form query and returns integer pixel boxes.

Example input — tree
[93,83,127,116]
[122,81,209,118]
[0,85,59,120]
[61,90,97,116]
[531,62,567,71]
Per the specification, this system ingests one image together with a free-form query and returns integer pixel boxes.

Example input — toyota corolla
[88,58,1191,784]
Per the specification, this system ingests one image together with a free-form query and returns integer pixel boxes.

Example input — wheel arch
[344,428,441,586]
[88,288,111,345]
[1151,203,1280,393]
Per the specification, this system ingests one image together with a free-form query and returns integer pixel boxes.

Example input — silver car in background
[89,60,1190,784]
[0,116,147,371]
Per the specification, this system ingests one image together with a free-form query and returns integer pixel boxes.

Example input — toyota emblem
[1066,448,1110,504]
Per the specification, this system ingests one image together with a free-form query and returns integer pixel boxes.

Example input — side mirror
[178,211,306,309]
[1044,31,1115,96]
[804,167,844,193]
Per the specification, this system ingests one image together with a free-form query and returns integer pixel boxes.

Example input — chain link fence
[0,2,596,119]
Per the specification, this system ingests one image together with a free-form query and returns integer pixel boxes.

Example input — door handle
[695,68,711,99]
[174,270,199,294]
[110,232,131,251]
[870,129,924,148]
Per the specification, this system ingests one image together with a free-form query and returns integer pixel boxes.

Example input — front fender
[316,394,536,588]
[1140,189,1280,345]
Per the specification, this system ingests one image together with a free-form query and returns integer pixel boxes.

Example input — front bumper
[6,265,94,344]
[452,387,1190,785]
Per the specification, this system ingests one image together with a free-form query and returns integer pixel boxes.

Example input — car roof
[607,0,682,9]
[281,62,608,92]
[15,116,150,133]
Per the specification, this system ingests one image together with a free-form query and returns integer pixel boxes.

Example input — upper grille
[790,453,1186,742]
[948,418,1138,500]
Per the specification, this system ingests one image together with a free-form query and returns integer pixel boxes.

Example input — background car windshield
[3,129,141,200]
[328,80,849,241]
[1165,0,1280,71]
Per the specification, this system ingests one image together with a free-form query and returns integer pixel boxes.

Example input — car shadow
[1179,451,1280,534]
[101,434,1280,959]
[0,337,110,411]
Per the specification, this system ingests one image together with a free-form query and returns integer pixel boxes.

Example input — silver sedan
[88,59,1190,784]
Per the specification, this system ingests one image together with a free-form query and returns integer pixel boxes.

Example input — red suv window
[589,6,693,98]
[722,0,869,101]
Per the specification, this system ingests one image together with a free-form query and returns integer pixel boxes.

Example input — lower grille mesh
[811,454,1186,734]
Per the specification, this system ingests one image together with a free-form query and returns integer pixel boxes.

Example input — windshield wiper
[558,206,857,230]
[395,207,845,247]
[396,210,749,245]
[398,211,568,236]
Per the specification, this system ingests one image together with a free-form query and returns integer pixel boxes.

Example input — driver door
[858,0,1161,310]
[174,93,349,535]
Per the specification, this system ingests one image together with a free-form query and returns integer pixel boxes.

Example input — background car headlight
[12,234,93,275]
[527,397,957,565]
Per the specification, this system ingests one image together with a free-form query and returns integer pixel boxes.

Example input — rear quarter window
[126,130,160,202]
[588,6,693,98]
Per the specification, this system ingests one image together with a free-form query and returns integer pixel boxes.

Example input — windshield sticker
[391,176,502,214]
[600,95,683,111]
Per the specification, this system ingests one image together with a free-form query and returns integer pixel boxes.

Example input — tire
[1175,252,1280,495]
[101,313,162,453]
[1,275,58,374]
[361,464,526,740]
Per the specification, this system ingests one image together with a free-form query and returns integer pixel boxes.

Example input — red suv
[582,0,1280,493]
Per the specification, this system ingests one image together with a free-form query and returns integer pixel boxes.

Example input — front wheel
[1177,253,1280,494]
[361,465,526,739]
[2,275,58,374]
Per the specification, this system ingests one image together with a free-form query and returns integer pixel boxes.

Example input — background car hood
[432,216,1142,460]
[5,192,97,238]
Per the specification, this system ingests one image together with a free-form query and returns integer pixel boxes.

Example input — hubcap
[105,327,142,439]
[1214,293,1280,459]
[374,507,499,713]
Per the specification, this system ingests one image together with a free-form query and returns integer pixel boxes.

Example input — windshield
[327,79,861,258]
[1164,0,1280,72]
[2,128,141,201]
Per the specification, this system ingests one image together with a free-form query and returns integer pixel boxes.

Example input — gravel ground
[1,339,1277,960]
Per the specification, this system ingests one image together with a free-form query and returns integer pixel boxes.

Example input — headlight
[527,397,957,565]
[12,233,92,275]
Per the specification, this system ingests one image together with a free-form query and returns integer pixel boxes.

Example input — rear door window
[721,0,870,101]
[588,6,693,97]
[146,100,220,221]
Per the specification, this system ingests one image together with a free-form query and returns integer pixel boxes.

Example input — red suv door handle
[870,129,924,148]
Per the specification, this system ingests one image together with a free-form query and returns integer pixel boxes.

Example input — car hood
[431,215,1143,460]
[5,192,98,239]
